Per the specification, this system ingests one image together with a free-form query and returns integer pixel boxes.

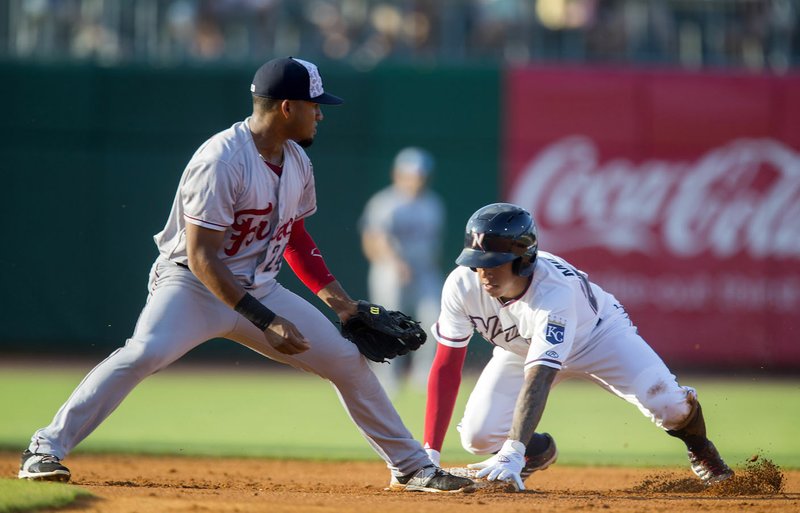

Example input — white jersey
[433,251,612,371]
[154,117,317,297]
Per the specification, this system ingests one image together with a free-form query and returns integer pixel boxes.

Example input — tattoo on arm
[508,366,558,446]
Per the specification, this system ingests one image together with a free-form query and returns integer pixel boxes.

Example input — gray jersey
[29,118,433,478]
[359,185,445,393]
[154,118,317,297]
[359,186,445,275]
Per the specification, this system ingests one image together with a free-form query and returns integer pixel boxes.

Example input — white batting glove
[424,447,441,467]
[474,439,526,491]
[467,453,499,470]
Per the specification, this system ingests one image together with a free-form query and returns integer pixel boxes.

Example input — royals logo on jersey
[545,316,566,345]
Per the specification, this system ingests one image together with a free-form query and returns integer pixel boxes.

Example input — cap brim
[313,92,344,105]
[455,248,518,269]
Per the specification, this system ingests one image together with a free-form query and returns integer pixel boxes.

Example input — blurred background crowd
[3,0,798,71]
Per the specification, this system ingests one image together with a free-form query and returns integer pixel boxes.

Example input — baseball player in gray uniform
[359,148,445,395]
[423,203,733,490]
[18,57,473,494]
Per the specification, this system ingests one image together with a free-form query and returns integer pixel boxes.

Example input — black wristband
[234,293,276,331]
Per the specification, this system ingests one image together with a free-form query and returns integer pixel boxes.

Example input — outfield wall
[2,62,798,370]
[1,61,500,360]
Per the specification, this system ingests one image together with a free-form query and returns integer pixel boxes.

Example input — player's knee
[641,382,694,430]
[458,421,505,455]
[118,339,173,377]
[319,342,367,383]
[317,340,383,389]
[656,386,698,430]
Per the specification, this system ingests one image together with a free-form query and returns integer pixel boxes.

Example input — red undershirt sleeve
[423,343,468,452]
[283,218,336,294]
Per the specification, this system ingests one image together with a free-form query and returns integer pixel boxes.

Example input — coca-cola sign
[510,136,800,260]
[502,67,800,368]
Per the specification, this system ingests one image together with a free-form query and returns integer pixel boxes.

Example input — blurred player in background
[423,202,733,490]
[18,57,472,494]
[359,147,446,396]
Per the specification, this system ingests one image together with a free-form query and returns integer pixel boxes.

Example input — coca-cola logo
[510,136,800,260]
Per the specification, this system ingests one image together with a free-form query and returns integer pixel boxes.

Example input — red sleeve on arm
[424,339,468,452]
[283,219,336,294]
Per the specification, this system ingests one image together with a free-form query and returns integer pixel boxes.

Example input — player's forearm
[284,219,335,293]
[508,366,557,445]
[184,223,250,309]
[188,247,248,308]
[317,281,358,322]
[424,344,467,451]
[190,249,280,331]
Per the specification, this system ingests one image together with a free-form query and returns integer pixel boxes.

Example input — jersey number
[577,270,598,314]
[262,244,284,273]
[550,257,598,314]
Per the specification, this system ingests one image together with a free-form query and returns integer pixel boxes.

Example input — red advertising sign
[503,67,800,370]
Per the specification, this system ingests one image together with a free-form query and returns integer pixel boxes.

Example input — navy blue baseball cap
[250,57,343,105]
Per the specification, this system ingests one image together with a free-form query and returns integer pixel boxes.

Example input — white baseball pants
[457,302,696,455]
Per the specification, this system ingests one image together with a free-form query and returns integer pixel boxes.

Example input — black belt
[175,261,190,270]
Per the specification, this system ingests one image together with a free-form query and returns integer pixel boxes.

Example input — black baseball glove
[340,301,427,363]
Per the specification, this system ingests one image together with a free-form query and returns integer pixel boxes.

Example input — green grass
[1,364,798,468]
[0,479,90,513]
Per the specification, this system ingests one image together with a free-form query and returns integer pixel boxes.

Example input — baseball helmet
[393,147,434,177]
[455,203,538,276]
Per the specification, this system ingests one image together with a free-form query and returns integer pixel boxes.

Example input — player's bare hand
[335,299,358,324]
[317,281,358,323]
[263,316,310,355]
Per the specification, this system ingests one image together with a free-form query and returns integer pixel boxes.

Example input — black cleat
[390,465,474,493]
[521,432,558,480]
[18,450,71,482]
[688,441,734,485]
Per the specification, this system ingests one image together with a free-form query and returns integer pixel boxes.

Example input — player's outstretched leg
[667,400,733,485]
[233,286,475,493]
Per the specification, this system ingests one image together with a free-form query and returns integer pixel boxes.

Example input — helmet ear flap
[511,257,525,276]
[512,254,536,276]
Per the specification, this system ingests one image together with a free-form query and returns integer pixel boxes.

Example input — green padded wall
[1,61,501,357]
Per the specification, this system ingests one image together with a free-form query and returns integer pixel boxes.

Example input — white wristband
[503,439,526,457]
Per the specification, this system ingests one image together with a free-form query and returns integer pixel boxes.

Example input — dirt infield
[3,452,798,513]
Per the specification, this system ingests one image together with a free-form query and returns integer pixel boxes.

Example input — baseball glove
[340,301,427,363]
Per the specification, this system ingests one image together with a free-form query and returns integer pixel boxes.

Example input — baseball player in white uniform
[422,203,733,490]
[18,57,473,494]
[359,147,445,395]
